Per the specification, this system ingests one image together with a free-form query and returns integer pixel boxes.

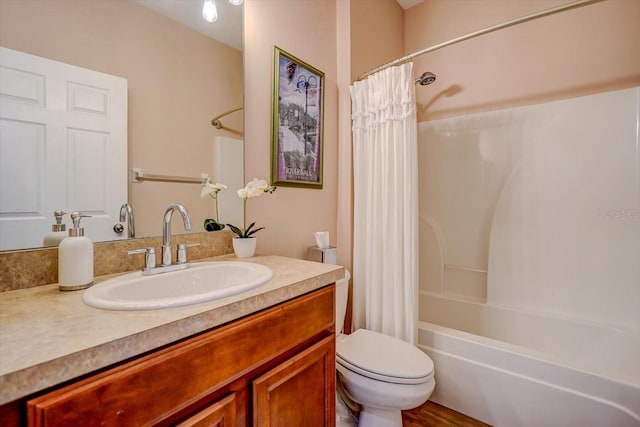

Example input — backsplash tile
[0,231,233,292]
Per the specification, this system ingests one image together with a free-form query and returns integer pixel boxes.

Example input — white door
[0,47,127,250]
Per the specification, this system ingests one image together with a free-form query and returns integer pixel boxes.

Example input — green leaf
[244,222,257,236]
[226,223,244,237]
[204,218,224,231]
[246,227,265,238]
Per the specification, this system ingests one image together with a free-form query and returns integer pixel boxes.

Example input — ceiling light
[202,0,218,23]
[228,0,244,5]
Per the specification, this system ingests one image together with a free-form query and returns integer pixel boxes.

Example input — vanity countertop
[0,254,344,405]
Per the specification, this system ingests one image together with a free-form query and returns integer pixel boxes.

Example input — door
[176,393,237,427]
[0,47,127,250]
[253,336,336,427]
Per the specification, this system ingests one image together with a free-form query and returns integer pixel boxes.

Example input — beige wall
[243,0,402,261]
[0,0,242,238]
[405,0,640,121]
[5,0,634,263]
[350,0,404,81]
[244,0,338,259]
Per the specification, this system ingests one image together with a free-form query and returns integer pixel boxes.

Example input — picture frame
[271,46,324,189]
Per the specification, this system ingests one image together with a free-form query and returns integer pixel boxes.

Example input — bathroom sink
[82,261,274,310]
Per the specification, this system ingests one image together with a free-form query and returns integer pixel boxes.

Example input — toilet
[335,270,435,427]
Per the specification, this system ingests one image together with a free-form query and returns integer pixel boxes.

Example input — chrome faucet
[119,203,136,238]
[162,203,192,267]
[127,202,198,275]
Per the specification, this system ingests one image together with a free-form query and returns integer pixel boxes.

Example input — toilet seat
[336,329,434,385]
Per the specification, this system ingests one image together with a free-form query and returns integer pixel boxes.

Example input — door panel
[176,393,237,427]
[0,47,127,249]
[253,335,335,427]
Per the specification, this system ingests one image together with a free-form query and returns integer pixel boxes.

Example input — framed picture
[271,46,324,189]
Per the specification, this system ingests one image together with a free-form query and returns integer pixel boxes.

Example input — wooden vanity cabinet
[9,285,335,426]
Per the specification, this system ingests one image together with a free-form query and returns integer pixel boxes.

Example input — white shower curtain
[350,63,418,344]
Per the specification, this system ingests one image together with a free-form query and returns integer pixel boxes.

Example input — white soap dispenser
[58,211,94,291]
[43,210,68,247]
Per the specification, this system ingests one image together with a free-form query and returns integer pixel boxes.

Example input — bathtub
[417,293,640,427]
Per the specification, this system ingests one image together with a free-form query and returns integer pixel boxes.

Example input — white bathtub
[417,293,640,427]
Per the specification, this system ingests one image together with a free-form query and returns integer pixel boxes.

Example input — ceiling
[396,0,425,10]
[134,0,422,51]
[134,0,243,50]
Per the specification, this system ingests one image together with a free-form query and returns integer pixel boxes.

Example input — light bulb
[202,0,218,23]
[228,0,244,5]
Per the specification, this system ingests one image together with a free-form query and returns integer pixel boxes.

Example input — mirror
[0,0,243,251]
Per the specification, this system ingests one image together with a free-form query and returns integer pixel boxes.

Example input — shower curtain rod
[210,106,243,135]
[357,0,605,81]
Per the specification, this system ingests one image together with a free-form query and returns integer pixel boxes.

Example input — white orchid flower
[237,187,250,199]
[252,178,269,194]
[237,178,275,199]
[229,178,276,238]
[201,181,227,198]
[201,181,227,225]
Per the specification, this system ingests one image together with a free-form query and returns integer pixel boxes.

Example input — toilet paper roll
[314,231,330,249]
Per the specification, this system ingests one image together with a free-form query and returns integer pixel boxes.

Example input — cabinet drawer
[27,286,334,426]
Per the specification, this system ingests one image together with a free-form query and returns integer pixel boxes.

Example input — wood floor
[402,401,491,427]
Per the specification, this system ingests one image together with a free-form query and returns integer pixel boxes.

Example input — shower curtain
[350,63,418,344]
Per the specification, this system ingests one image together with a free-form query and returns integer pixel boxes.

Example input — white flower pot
[232,237,256,258]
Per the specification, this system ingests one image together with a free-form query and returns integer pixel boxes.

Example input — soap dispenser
[58,211,94,291]
[43,210,68,247]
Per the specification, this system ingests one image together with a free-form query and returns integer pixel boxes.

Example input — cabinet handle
[177,243,200,264]
[127,247,157,270]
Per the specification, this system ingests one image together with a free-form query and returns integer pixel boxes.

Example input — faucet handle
[127,247,157,271]
[176,243,200,264]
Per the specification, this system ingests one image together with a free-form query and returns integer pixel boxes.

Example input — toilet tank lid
[336,329,433,380]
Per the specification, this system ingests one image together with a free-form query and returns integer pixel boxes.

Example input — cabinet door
[176,393,237,427]
[253,335,335,427]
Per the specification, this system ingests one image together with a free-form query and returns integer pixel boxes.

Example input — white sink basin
[82,261,274,310]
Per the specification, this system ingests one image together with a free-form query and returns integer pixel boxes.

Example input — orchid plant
[227,178,276,238]
[200,180,227,231]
